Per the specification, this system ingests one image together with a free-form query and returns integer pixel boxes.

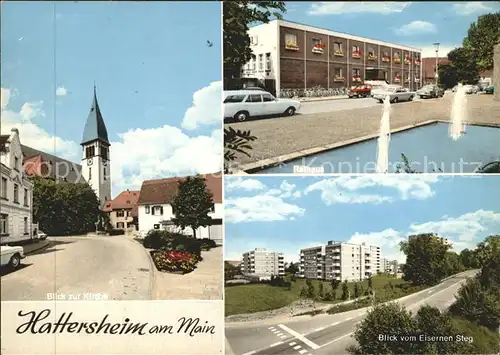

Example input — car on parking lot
[463,85,478,94]
[372,85,415,103]
[1,245,26,269]
[416,84,444,98]
[348,84,371,98]
[37,230,47,240]
[484,85,495,94]
[223,90,301,122]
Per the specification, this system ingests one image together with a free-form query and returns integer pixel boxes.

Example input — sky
[1,2,222,198]
[224,175,500,264]
[282,1,500,58]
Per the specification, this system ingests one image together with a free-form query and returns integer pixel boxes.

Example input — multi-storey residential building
[241,248,285,277]
[382,258,399,273]
[300,241,381,282]
[0,129,34,244]
[103,189,140,231]
[241,19,423,97]
[137,174,223,244]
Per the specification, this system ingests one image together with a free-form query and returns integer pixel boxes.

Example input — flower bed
[151,250,198,274]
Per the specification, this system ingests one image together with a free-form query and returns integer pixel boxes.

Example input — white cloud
[410,209,500,243]
[348,228,407,263]
[309,2,410,15]
[395,21,437,36]
[452,2,494,15]
[1,88,78,160]
[225,177,267,191]
[181,81,221,130]
[56,87,67,96]
[225,195,305,223]
[304,175,440,205]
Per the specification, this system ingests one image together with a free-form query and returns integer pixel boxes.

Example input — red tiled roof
[103,190,140,216]
[138,173,222,206]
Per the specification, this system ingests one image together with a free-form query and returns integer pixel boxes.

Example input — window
[352,68,360,76]
[145,205,150,214]
[368,47,376,59]
[262,93,275,102]
[246,94,262,103]
[24,188,28,206]
[265,53,271,71]
[258,54,263,70]
[14,157,19,171]
[285,33,298,50]
[117,210,125,217]
[104,167,107,181]
[224,95,246,103]
[352,45,360,56]
[334,42,342,52]
[153,224,160,230]
[334,68,343,78]
[85,146,96,159]
[100,146,108,160]
[13,184,19,203]
[117,222,124,229]
[24,217,28,234]
[1,177,7,199]
[251,55,256,70]
[152,206,163,216]
[0,214,7,234]
[89,167,92,180]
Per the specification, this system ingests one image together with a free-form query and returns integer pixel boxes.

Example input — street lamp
[433,42,440,86]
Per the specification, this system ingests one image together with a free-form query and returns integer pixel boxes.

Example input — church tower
[81,85,111,209]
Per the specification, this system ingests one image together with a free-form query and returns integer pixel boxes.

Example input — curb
[299,95,349,103]
[130,237,156,300]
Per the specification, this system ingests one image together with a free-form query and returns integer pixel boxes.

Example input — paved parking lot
[225,94,500,167]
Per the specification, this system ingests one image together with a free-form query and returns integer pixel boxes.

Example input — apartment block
[242,19,422,97]
[241,248,285,277]
[300,241,381,282]
[382,258,399,273]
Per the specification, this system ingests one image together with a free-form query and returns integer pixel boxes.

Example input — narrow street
[1,235,152,300]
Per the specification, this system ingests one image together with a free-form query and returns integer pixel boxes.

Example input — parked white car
[372,85,416,103]
[38,230,47,240]
[1,245,26,269]
[463,85,478,94]
[223,90,301,121]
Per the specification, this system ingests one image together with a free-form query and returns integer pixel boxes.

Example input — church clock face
[87,159,93,166]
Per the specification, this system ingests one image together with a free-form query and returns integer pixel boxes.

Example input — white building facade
[137,175,223,244]
[0,129,34,244]
[241,248,285,277]
[300,241,381,281]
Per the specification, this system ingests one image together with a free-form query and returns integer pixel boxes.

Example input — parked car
[37,230,47,240]
[1,245,26,269]
[463,85,478,94]
[223,90,301,122]
[348,84,371,98]
[372,85,415,103]
[416,84,444,99]
[484,85,495,94]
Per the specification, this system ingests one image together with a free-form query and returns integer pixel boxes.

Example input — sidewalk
[22,240,51,254]
[298,95,349,103]
[153,247,222,300]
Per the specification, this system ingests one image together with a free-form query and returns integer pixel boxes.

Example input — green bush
[199,238,217,249]
[143,230,171,249]
[107,229,125,236]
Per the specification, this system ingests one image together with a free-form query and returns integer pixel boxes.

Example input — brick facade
[279,25,421,92]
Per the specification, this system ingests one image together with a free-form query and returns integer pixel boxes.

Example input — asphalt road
[225,270,476,355]
[1,236,152,300]
[299,97,379,115]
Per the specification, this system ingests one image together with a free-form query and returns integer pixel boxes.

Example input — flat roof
[252,19,422,52]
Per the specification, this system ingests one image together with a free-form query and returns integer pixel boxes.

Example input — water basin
[259,122,500,174]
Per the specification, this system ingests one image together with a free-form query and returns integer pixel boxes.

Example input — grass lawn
[225,274,425,316]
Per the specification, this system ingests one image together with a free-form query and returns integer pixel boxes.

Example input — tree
[437,63,458,89]
[447,47,479,84]
[400,233,451,286]
[330,278,340,300]
[171,176,214,238]
[223,1,286,81]
[224,261,240,281]
[306,279,315,300]
[286,262,299,275]
[318,282,324,299]
[367,276,373,290]
[224,127,257,173]
[354,283,360,298]
[341,280,349,300]
[462,12,500,72]
[32,177,101,235]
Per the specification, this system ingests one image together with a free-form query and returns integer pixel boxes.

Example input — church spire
[81,83,110,146]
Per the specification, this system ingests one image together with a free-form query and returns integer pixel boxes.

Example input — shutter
[160,206,164,215]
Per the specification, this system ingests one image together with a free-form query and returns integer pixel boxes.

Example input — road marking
[299,350,307,354]
[314,326,325,332]
[289,342,296,346]
[319,331,355,348]
[278,324,320,350]
[269,326,276,330]
[293,345,301,350]
[346,317,353,321]
[331,321,339,326]
[280,335,287,339]
[270,342,283,347]
[241,351,257,355]
[428,290,434,294]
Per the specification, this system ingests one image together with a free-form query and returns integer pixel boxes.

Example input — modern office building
[241,19,423,97]
[299,241,381,282]
[241,248,285,278]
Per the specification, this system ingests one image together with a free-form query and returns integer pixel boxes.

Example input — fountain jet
[376,95,391,173]
[450,83,467,140]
